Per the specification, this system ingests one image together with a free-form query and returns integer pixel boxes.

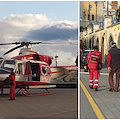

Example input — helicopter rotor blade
[0,41,77,46]
[1,41,77,55]
[3,44,25,55]
[30,41,77,45]
[0,42,21,45]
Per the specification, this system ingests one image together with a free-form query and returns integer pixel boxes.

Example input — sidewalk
[80,68,120,119]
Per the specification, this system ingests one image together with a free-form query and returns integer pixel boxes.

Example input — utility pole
[95,1,98,23]
[107,1,109,16]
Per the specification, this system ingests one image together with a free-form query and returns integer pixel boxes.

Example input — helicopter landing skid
[22,88,54,97]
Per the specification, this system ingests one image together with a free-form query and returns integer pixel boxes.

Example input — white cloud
[57,20,77,29]
[0,14,78,66]
[2,14,53,31]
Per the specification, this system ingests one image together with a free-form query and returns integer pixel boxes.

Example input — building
[80,1,103,28]
[80,1,118,28]
[80,1,119,64]
[81,16,120,64]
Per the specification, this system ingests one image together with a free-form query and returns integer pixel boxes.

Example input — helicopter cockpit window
[3,60,15,70]
[16,63,23,74]
[42,66,47,74]
[0,70,10,74]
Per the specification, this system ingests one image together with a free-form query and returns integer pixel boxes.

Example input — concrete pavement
[0,88,77,119]
[80,67,120,119]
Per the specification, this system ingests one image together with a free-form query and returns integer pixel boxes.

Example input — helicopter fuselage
[0,59,51,87]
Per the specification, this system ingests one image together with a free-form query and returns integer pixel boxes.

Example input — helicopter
[0,41,78,96]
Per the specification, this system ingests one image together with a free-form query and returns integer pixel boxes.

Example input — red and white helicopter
[0,42,78,96]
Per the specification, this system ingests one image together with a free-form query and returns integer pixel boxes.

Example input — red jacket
[87,51,92,64]
[87,50,102,70]
[9,73,16,86]
[107,52,111,67]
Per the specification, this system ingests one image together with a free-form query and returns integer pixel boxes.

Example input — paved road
[80,68,120,119]
[0,88,77,119]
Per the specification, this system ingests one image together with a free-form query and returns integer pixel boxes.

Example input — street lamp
[88,2,92,23]
[55,55,58,66]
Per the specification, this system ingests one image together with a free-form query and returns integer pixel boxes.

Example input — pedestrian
[87,46,102,91]
[107,42,120,92]
[9,68,16,100]
[75,53,78,66]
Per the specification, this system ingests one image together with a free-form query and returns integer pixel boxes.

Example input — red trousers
[10,86,15,99]
[89,69,99,88]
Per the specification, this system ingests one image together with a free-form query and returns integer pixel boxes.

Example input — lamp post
[55,55,58,66]
[88,2,92,24]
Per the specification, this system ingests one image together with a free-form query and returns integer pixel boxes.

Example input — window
[92,14,94,20]
[42,66,47,74]
[0,70,9,74]
[17,63,23,74]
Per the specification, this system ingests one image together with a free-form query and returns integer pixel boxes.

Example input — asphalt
[80,67,120,119]
[0,88,77,119]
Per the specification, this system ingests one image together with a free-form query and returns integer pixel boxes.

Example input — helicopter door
[30,63,40,81]
[25,61,32,81]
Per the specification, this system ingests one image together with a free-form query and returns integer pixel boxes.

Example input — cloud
[0,14,78,66]
[26,25,78,41]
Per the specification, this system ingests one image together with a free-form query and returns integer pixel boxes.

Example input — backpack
[88,52,100,70]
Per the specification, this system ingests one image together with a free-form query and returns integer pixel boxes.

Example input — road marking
[80,72,109,75]
[80,80,105,119]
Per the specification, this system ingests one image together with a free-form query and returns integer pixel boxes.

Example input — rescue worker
[107,42,120,92]
[9,68,16,100]
[87,46,102,91]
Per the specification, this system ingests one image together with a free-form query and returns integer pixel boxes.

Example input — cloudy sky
[0,1,78,66]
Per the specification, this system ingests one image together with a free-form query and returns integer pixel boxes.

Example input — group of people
[87,42,120,92]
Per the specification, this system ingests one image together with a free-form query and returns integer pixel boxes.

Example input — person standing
[87,46,102,91]
[107,42,120,92]
[9,68,16,100]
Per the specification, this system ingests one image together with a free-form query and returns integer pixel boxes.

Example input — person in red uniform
[107,42,120,92]
[87,46,102,91]
[9,68,16,100]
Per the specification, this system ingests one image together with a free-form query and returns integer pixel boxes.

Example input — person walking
[87,46,102,91]
[9,68,16,100]
[107,42,120,92]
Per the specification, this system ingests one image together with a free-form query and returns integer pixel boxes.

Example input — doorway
[30,63,40,81]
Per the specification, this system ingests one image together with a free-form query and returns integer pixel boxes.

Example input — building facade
[81,16,120,64]
[80,1,119,64]
[80,1,103,28]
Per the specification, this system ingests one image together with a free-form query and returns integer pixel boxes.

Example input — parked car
[80,50,93,72]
